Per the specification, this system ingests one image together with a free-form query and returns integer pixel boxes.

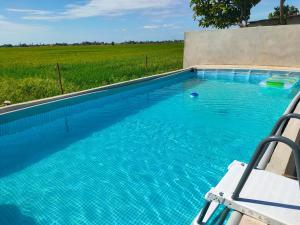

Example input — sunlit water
[0,70,299,225]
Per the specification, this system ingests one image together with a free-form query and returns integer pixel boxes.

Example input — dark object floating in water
[190,92,199,98]
[218,109,229,115]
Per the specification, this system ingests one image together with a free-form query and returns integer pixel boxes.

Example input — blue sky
[0,0,300,44]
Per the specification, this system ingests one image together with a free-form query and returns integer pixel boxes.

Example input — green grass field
[0,43,183,105]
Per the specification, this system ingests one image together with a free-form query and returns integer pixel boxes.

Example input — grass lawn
[0,43,183,105]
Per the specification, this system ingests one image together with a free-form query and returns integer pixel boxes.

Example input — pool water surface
[0,69,299,225]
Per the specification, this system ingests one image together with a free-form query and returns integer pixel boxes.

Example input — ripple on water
[0,73,298,225]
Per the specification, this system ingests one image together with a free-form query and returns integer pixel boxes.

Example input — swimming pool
[0,69,299,225]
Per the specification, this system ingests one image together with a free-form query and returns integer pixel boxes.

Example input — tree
[190,0,261,28]
[268,4,299,24]
[280,0,284,24]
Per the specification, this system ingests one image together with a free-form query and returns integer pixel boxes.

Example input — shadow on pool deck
[0,204,37,225]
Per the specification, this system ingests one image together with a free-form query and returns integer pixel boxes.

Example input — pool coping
[0,67,192,115]
[193,64,300,72]
[2,64,300,115]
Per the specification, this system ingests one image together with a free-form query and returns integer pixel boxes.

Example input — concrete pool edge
[0,67,192,115]
[3,64,300,116]
[193,64,300,72]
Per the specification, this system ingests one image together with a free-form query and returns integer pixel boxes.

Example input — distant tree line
[0,40,183,48]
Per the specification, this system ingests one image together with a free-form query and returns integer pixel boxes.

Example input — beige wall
[183,25,300,68]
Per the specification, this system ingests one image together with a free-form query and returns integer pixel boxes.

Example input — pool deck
[240,101,300,225]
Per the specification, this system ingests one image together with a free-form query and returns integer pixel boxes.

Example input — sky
[0,0,300,44]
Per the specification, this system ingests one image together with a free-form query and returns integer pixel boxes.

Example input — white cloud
[143,25,160,29]
[162,24,181,29]
[143,24,181,30]
[0,20,45,33]
[143,8,191,20]
[7,0,175,20]
[0,17,49,44]
[7,8,51,16]
[143,10,173,18]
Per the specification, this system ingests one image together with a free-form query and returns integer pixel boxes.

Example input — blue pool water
[0,69,299,225]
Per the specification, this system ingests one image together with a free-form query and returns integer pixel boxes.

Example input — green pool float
[260,75,298,89]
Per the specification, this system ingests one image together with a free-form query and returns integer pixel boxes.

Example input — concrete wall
[184,25,300,68]
[288,15,300,25]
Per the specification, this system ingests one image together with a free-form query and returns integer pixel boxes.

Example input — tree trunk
[280,0,285,25]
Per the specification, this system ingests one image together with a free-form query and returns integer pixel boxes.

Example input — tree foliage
[190,0,261,28]
[268,5,299,20]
